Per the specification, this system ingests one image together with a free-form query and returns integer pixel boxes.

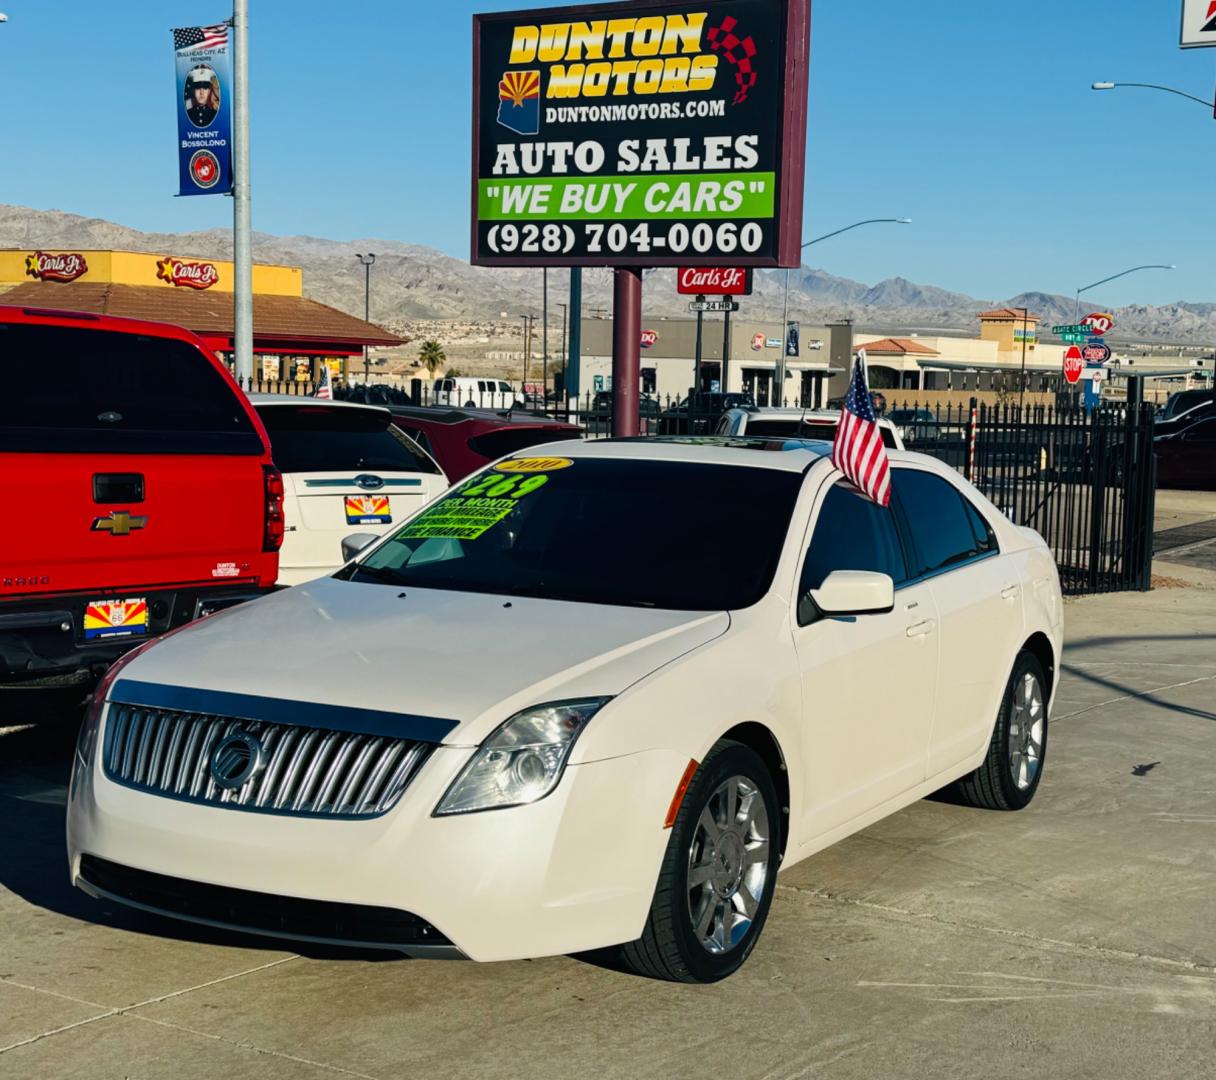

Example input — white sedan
[67,438,1062,983]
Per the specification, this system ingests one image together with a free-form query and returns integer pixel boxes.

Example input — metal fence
[891,399,1157,595]
[244,377,1157,596]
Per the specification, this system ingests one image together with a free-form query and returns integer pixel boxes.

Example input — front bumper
[68,719,685,962]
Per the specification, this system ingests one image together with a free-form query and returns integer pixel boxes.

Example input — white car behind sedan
[251,397,447,585]
[68,437,1062,983]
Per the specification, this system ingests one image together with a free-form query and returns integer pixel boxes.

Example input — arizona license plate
[83,598,149,640]
[344,495,392,525]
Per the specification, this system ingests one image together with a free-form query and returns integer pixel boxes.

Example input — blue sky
[1,0,1212,304]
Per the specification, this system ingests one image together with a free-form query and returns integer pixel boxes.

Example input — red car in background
[0,306,283,698]
[388,405,582,481]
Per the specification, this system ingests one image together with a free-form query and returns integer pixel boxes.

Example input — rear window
[0,322,262,454]
[257,405,440,474]
[466,427,581,461]
[744,418,897,447]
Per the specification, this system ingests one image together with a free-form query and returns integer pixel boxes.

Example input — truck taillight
[263,465,285,552]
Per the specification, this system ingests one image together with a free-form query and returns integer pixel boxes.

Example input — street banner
[172,23,233,196]
[1180,0,1216,47]
[785,320,799,357]
[472,0,811,267]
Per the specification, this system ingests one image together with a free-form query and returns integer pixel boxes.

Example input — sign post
[694,294,705,397]
[472,0,811,431]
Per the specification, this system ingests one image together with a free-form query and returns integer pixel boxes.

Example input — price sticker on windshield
[495,457,573,473]
[400,464,563,540]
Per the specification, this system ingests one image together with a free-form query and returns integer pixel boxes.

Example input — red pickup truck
[0,306,283,699]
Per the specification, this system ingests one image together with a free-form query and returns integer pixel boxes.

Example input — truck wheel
[612,740,780,983]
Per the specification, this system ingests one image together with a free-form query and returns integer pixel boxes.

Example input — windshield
[257,405,440,474]
[344,457,802,609]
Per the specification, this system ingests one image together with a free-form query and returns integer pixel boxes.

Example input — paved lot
[2,562,1215,1080]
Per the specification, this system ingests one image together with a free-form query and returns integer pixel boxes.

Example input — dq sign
[1063,345,1084,384]
[640,329,659,348]
[1081,312,1114,336]
[24,251,89,283]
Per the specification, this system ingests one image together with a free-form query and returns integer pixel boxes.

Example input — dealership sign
[1063,345,1084,384]
[472,0,811,267]
[24,251,89,283]
[157,257,219,290]
[676,266,754,294]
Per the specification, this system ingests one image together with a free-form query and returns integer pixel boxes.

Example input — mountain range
[2,203,1212,344]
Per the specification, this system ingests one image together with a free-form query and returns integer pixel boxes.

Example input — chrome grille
[101,704,432,818]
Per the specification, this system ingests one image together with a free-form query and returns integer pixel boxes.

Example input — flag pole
[232,0,253,388]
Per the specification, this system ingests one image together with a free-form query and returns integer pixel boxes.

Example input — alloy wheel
[687,775,771,954]
[1008,671,1045,791]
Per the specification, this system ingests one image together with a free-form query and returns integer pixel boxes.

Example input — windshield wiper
[346,563,408,586]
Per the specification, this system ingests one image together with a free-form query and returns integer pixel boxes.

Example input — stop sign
[1063,345,1084,384]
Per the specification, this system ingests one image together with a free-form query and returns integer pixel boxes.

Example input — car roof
[728,407,897,429]
[508,435,953,476]
[390,405,578,428]
[248,394,390,414]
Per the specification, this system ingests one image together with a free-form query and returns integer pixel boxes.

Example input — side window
[799,482,907,624]
[962,498,997,555]
[892,470,989,577]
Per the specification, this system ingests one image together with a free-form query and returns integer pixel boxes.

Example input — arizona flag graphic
[83,599,149,640]
[498,70,540,135]
[1205,1,1216,32]
[344,495,392,525]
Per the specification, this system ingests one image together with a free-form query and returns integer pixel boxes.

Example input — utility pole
[520,314,532,390]
[568,268,582,401]
[356,252,376,383]
[542,268,549,402]
[231,0,253,387]
[693,295,704,398]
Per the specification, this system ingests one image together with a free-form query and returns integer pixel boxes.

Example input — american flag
[314,364,333,400]
[832,350,892,506]
[173,24,229,51]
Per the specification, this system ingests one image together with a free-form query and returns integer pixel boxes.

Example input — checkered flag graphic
[706,16,757,105]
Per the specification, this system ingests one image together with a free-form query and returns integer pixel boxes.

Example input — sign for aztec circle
[472,0,811,267]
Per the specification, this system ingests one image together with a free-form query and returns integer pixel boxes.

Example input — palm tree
[418,340,446,375]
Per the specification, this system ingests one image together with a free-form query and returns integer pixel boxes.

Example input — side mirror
[341,532,379,563]
[810,570,895,617]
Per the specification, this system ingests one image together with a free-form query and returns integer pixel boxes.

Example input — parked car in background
[251,397,447,585]
[658,391,754,435]
[1157,388,1214,424]
[69,437,1061,983]
[585,391,662,431]
[886,407,938,446]
[0,306,282,699]
[1155,414,1216,490]
[432,377,520,409]
[716,407,904,449]
[388,405,582,481]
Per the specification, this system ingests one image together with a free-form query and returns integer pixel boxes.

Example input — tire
[610,740,781,983]
[953,650,1048,811]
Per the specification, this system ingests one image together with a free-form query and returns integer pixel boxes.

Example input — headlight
[433,698,610,816]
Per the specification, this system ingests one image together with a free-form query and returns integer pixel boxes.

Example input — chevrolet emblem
[91,511,148,537]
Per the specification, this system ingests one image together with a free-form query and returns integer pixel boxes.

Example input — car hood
[115,576,729,746]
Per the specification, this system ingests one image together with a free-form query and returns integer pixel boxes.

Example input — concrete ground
[2,559,1215,1079]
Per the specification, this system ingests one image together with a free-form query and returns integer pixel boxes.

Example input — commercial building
[577,315,852,406]
[1,248,402,382]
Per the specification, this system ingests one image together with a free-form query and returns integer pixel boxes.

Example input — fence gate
[906,400,1157,596]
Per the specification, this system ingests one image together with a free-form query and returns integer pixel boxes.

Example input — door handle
[906,619,936,638]
[1001,584,1020,600]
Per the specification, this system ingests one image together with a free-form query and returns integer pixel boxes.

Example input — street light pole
[356,252,376,384]
[779,218,911,397]
[1073,264,1174,322]
[231,0,253,388]
[557,302,567,397]
[1091,81,1214,109]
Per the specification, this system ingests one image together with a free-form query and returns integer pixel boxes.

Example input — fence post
[966,397,978,483]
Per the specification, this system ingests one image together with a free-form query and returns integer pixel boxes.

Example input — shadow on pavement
[0,722,407,964]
